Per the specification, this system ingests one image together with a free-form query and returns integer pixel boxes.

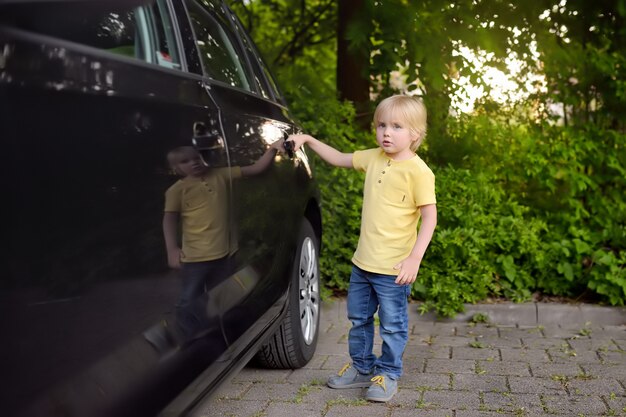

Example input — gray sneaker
[327,363,374,389]
[365,375,398,402]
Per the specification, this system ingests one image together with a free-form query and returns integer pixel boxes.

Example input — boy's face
[174,151,207,177]
[375,111,419,160]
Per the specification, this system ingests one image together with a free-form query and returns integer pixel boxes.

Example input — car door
[0,1,232,416]
[179,0,300,351]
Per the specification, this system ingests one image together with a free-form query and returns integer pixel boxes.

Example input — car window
[150,0,182,70]
[184,0,252,91]
[226,14,270,100]
[226,8,286,104]
[0,1,181,70]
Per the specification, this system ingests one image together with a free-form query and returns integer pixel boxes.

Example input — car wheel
[255,218,320,368]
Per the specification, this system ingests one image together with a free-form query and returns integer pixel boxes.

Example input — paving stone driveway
[203,299,626,417]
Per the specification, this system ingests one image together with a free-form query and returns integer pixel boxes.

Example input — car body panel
[0,1,321,415]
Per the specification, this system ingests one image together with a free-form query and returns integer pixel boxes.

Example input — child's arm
[163,212,183,269]
[240,142,282,177]
[288,134,353,168]
[394,204,437,285]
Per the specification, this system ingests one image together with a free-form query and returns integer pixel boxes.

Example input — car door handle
[192,122,225,150]
[282,131,294,158]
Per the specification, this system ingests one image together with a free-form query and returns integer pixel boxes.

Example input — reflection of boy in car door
[162,143,283,345]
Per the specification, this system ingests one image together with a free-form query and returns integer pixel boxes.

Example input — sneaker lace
[370,375,387,391]
[338,363,351,376]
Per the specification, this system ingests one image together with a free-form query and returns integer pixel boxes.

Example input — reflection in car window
[185,0,252,91]
[227,10,284,104]
[150,0,182,70]
[228,16,270,99]
[0,1,181,69]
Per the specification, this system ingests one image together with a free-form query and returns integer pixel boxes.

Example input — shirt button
[382,170,386,174]
[378,180,382,183]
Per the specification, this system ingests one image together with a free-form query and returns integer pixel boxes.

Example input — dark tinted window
[185,0,252,91]
[0,1,181,69]
[150,0,182,69]
[227,9,285,104]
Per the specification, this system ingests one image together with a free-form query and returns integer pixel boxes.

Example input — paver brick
[542,394,607,415]
[567,377,625,396]
[498,327,544,339]
[390,408,454,417]
[231,368,291,383]
[324,404,388,417]
[402,355,426,373]
[452,346,500,360]
[387,386,421,407]
[263,401,322,417]
[613,338,626,349]
[422,390,481,409]
[425,358,476,374]
[286,368,334,386]
[529,362,582,378]
[521,337,570,350]
[500,347,550,363]
[321,354,352,371]
[403,344,451,359]
[200,398,269,417]
[481,392,543,413]
[213,381,251,400]
[301,386,363,406]
[478,360,532,376]
[455,411,542,417]
[455,325,499,338]
[409,335,471,347]
[453,374,507,392]
[569,337,620,351]
[539,325,583,339]
[474,335,523,348]
[508,376,566,394]
[400,372,450,390]
[547,347,603,363]
[581,364,626,378]
[600,349,626,364]
[603,394,626,416]
[239,382,301,402]
[411,322,456,336]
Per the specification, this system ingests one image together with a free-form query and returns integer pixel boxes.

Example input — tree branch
[273,0,335,66]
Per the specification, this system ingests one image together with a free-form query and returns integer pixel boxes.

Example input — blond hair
[373,95,427,151]
[166,146,200,176]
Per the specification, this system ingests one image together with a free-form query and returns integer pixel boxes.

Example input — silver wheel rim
[298,237,319,345]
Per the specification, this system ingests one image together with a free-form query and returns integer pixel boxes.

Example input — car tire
[255,218,320,369]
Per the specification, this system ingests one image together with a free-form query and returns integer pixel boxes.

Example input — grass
[325,398,369,407]
[470,312,490,324]
[475,361,487,375]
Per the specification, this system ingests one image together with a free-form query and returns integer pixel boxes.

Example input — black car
[0,1,322,416]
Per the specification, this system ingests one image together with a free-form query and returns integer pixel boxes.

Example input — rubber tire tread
[254,219,319,369]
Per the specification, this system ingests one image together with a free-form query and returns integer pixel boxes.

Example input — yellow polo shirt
[164,167,241,262]
[352,148,436,275]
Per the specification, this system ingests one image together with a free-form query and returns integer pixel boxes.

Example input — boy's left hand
[393,257,421,285]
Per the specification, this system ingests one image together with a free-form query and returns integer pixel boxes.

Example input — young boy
[163,143,282,344]
[288,95,437,402]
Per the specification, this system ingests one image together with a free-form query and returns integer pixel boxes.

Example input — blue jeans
[176,257,232,341]
[347,265,411,380]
